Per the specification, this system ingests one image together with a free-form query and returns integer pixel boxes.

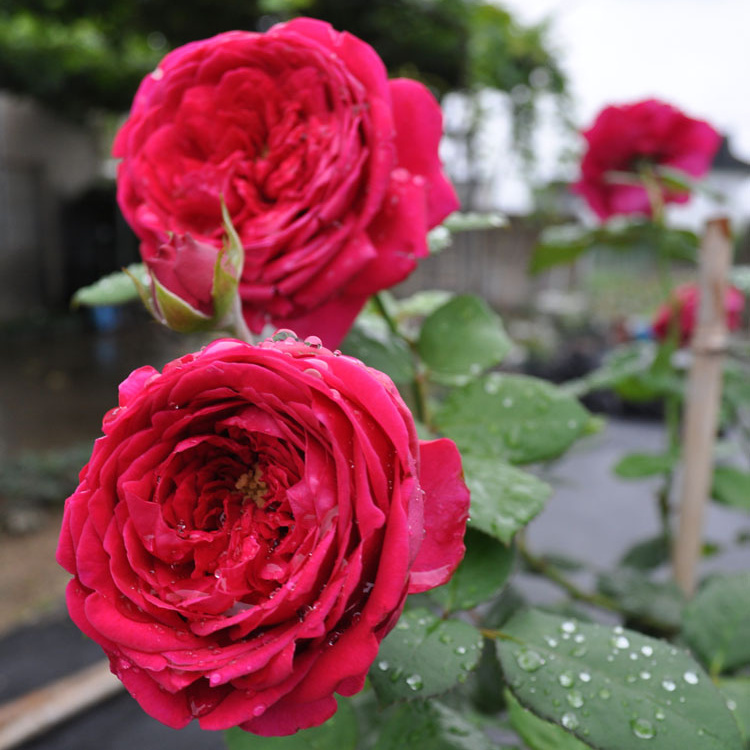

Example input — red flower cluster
[114,19,458,347]
[57,336,469,735]
[574,99,721,221]
[652,283,745,345]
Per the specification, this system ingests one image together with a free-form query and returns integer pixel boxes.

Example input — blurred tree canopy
[0,0,566,120]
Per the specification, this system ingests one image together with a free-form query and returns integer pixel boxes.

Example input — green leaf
[435,373,592,465]
[505,689,591,750]
[597,569,685,629]
[341,324,415,384]
[716,678,750,744]
[372,700,496,749]
[497,608,744,750]
[417,294,511,382]
[462,455,551,543]
[711,465,750,511]
[682,572,750,675]
[71,263,148,307]
[619,536,671,570]
[224,694,357,749]
[369,608,482,706]
[430,528,514,612]
[613,451,677,479]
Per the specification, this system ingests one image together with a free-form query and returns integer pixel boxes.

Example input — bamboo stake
[0,659,123,750]
[673,217,732,596]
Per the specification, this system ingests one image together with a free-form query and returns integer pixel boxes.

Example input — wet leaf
[716,678,750,743]
[461,455,551,543]
[435,373,592,465]
[497,608,744,750]
[341,323,415,384]
[372,699,496,749]
[505,689,591,750]
[369,608,482,707]
[682,572,750,674]
[417,294,511,382]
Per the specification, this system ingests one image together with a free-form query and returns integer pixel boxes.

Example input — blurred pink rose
[652,283,744,345]
[114,19,458,347]
[573,99,721,221]
[57,335,469,735]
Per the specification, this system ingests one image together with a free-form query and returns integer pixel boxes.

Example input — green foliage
[613,451,678,479]
[369,608,482,707]
[682,573,750,675]
[530,222,699,275]
[417,294,512,383]
[505,690,590,750]
[461,455,551,544]
[716,678,750,744]
[619,536,671,571]
[429,528,514,612]
[711,465,750,512]
[436,373,593,465]
[224,696,358,749]
[71,263,148,307]
[497,609,745,750]
[372,700,496,750]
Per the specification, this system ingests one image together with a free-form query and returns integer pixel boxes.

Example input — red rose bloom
[652,283,745,345]
[113,19,459,347]
[56,335,469,735]
[573,99,721,221]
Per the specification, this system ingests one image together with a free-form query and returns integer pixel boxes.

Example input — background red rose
[114,19,459,348]
[573,98,721,221]
[56,335,469,735]
[652,283,745,345]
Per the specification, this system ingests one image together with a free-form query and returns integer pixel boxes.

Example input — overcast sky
[501,0,750,158]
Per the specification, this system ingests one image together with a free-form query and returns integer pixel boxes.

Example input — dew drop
[502,396,514,408]
[654,709,666,721]
[630,717,656,739]
[558,671,575,688]
[598,688,611,700]
[567,690,584,709]
[661,679,676,692]
[405,674,423,691]
[573,633,586,644]
[377,660,389,672]
[611,635,630,649]
[455,645,467,655]
[515,648,545,673]
[579,672,591,683]
[639,671,651,680]
[640,645,654,657]
[252,704,266,717]
[683,671,699,685]
[561,712,579,730]
[544,636,559,648]
[561,620,577,634]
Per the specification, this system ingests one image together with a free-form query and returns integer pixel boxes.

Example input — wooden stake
[0,659,122,750]
[673,217,732,596]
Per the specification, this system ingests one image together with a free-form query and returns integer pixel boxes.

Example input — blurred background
[1,0,749,630]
